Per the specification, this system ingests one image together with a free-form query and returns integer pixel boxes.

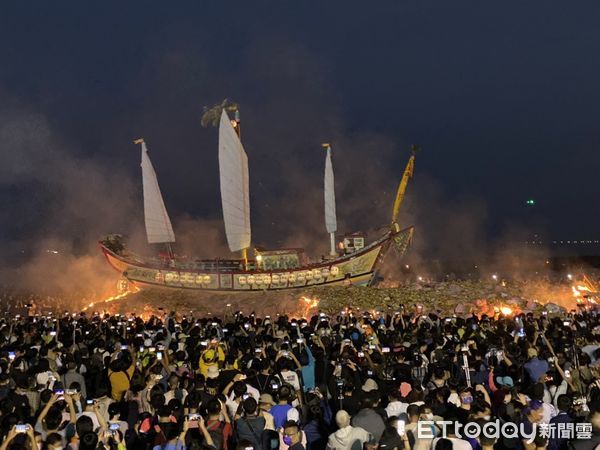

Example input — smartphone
[50,331,57,336]
[564,370,571,378]
[369,344,376,350]
[396,420,405,436]
[121,345,128,351]
[187,414,200,421]
[244,323,250,329]
[8,352,15,360]
[54,389,65,396]
[272,383,280,389]
[86,399,95,405]
[109,423,120,431]
[563,321,570,326]
[156,352,163,361]
[66,389,77,395]
[15,424,29,433]
[358,352,365,357]
[255,348,262,353]
[382,347,390,353]
[149,347,156,352]
[296,338,304,344]
[242,393,250,400]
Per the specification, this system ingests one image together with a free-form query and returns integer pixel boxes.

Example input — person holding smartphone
[0,425,38,450]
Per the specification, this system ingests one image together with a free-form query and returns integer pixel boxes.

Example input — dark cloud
[1,2,599,294]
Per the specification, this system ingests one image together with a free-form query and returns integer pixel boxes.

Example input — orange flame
[82,284,140,312]
[299,296,320,317]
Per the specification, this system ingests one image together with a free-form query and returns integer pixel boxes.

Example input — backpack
[238,417,265,450]
[207,420,226,450]
[262,429,279,450]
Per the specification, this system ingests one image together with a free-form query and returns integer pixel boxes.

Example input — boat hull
[100,227,413,292]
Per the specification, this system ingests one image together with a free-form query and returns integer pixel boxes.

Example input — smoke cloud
[0,37,561,306]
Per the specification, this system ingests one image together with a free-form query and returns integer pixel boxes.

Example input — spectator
[326,410,371,450]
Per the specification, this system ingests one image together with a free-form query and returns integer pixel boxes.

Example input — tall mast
[232,108,248,267]
[323,143,337,256]
[391,145,418,227]
[218,108,251,268]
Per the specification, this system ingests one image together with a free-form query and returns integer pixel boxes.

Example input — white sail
[219,110,251,252]
[139,141,176,244]
[324,145,337,234]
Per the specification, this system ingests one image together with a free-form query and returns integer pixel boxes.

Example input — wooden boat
[99,106,416,292]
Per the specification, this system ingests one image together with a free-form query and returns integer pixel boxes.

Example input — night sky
[2,1,600,266]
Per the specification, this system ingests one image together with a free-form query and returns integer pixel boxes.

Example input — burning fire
[500,306,513,316]
[82,284,140,312]
[299,296,320,317]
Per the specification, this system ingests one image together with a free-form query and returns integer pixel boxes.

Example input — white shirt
[226,384,260,418]
[279,370,301,392]
[385,401,408,418]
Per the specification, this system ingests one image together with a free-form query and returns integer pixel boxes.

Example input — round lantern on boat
[255,276,264,285]
[247,275,255,285]
[305,271,313,281]
[195,275,204,285]
[279,273,289,283]
[202,275,211,284]
[313,269,322,279]
[238,276,247,285]
[321,268,330,278]
[165,272,174,282]
[330,266,340,276]
[271,274,280,284]
[296,272,305,282]
[288,273,296,283]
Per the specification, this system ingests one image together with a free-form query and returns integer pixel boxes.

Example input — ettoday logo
[417,421,593,443]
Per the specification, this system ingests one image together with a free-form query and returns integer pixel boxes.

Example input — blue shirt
[270,404,293,429]
[301,346,316,391]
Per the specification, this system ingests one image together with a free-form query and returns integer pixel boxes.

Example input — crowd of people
[0,303,598,450]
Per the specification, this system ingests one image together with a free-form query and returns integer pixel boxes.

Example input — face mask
[283,436,293,446]
[461,396,473,404]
